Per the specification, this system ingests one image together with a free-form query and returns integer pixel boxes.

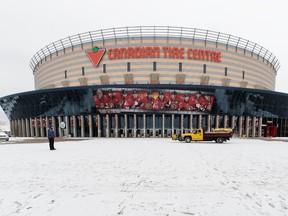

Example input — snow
[1,138,288,216]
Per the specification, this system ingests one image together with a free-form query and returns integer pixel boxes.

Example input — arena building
[1,26,288,138]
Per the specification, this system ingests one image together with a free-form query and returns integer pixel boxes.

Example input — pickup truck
[172,128,233,143]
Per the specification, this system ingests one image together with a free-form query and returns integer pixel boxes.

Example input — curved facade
[1,26,287,138]
[31,27,279,91]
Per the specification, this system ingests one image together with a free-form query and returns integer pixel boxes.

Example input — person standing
[47,125,56,150]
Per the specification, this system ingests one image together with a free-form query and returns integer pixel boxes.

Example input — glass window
[103,64,106,73]
[82,67,85,76]
[179,62,182,72]
[127,62,131,72]
[153,62,157,71]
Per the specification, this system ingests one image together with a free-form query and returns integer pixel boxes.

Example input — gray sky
[0,0,287,123]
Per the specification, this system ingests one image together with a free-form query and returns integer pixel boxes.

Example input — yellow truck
[172,128,233,143]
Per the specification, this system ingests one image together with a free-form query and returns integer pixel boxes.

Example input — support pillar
[73,115,77,137]
[115,114,118,138]
[224,115,227,128]
[52,117,56,137]
[35,118,39,137]
[106,114,110,138]
[180,114,184,135]
[216,115,219,128]
[97,115,101,137]
[252,117,256,138]
[10,120,14,137]
[162,114,165,137]
[58,116,63,138]
[124,114,127,138]
[80,116,84,137]
[30,118,34,137]
[258,117,263,138]
[40,118,44,137]
[20,119,23,137]
[133,114,137,138]
[143,114,146,137]
[88,115,92,138]
[65,116,70,137]
[239,116,243,137]
[172,114,175,135]
[190,114,193,132]
[245,116,250,137]
[207,115,211,132]
[25,118,30,137]
[152,114,156,137]
[231,116,235,130]
[21,119,26,137]
[198,115,202,129]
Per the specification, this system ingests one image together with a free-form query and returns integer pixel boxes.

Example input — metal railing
[29,26,280,73]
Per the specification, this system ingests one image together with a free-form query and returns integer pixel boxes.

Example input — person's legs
[49,138,53,150]
[52,138,56,150]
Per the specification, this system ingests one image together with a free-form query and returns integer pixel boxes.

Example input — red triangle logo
[86,47,106,67]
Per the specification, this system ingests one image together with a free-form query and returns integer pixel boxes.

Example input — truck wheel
[185,137,191,143]
[216,137,224,143]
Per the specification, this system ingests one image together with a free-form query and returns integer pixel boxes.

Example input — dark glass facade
[1,84,288,137]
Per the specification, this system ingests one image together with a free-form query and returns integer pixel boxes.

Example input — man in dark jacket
[47,125,56,150]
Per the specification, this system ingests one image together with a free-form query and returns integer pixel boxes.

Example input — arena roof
[29,26,280,73]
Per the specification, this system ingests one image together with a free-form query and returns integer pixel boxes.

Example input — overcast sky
[0,0,287,123]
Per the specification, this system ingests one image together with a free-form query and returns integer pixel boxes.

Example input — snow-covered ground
[1,138,288,216]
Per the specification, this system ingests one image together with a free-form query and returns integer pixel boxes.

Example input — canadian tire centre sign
[86,46,222,67]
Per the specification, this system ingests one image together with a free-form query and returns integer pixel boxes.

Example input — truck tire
[216,137,224,143]
[185,137,191,143]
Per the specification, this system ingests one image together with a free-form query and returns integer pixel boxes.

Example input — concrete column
[258,117,263,138]
[35,118,39,137]
[52,117,56,137]
[13,120,16,137]
[223,115,227,128]
[172,114,175,135]
[106,114,110,138]
[40,118,44,137]
[152,114,156,137]
[17,119,22,137]
[162,114,165,137]
[216,115,219,128]
[180,114,184,135]
[239,116,243,137]
[252,117,256,138]
[133,114,137,137]
[25,118,30,137]
[16,120,20,137]
[58,116,63,138]
[65,116,70,137]
[143,114,146,137]
[198,115,202,129]
[207,115,211,132]
[30,118,34,137]
[115,114,118,138]
[124,114,128,138]
[18,119,21,136]
[73,115,77,137]
[231,116,235,130]
[45,117,49,137]
[245,116,250,137]
[21,119,25,137]
[97,115,101,137]
[10,120,13,137]
[81,115,85,137]
[190,114,193,132]
[88,115,93,138]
